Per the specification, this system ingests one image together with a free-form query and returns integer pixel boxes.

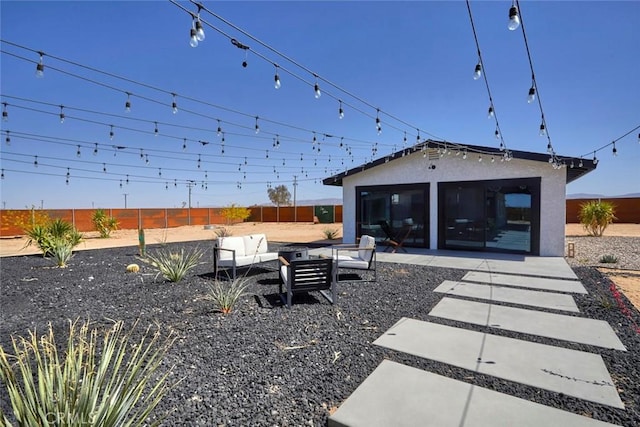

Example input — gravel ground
[565,236,640,270]
[1,241,639,426]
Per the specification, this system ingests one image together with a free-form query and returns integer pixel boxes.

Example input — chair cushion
[218,236,245,259]
[358,235,376,261]
[243,234,268,256]
[280,265,288,283]
[337,258,369,269]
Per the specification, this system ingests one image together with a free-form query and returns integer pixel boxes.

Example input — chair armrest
[278,256,290,266]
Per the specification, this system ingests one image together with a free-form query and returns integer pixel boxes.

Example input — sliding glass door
[356,183,429,248]
[439,178,540,254]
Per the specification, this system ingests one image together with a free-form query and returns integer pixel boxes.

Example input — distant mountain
[567,193,640,199]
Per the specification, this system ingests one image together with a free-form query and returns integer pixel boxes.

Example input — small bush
[92,208,119,238]
[599,254,619,264]
[215,227,233,238]
[578,200,616,237]
[208,277,251,314]
[143,246,204,282]
[50,238,74,267]
[323,227,341,240]
[220,204,251,225]
[0,319,176,427]
[24,218,82,258]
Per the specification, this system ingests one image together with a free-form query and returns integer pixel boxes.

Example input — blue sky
[1,1,638,209]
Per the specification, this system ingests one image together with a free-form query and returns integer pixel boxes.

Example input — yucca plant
[92,209,119,238]
[208,277,251,314]
[578,200,617,237]
[50,237,74,267]
[143,246,204,282]
[24,218,83,258]
[214,227,232,238]
[0,319,176,427]
[322,227,341,240]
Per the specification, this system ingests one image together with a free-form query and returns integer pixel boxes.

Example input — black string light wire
[465,0,511,158]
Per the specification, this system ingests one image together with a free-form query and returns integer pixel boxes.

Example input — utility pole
[293,175,298,223]
[186,181,195,209]
[122,193,129,209]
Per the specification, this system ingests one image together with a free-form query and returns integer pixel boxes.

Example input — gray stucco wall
[340,151,567,256]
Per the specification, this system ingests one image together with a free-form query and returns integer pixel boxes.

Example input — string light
[190,20,199,48]
[183,138,187,151]
[612,141,617,156]
[5,130,10,145]
[217,120,222,136]
[593,151,598,165]
[2,103,7,122]
[539,121,546,136]
[34,155,38,167]
[376,109,382,135]
[314,76,321,99]
[255,116,260,134]
[1,169,4,179]
[76,145,81,157]
[194,10,205,42]
[103,163,107,173]
[35,51,44,78]
[579,158,583,168]
[473,62,482,80]
[154,121,158,136]
[494,128,500,139]
[508,3,520,31]
[59,105,65,123]
[93,143,98,155]
[125,92,131,112]
[66,168,70,185]
[274,65,281,89]
[487,105,494,119]
[338,100,344,119]
[171,93,178,114]
[527,84,536,104]
[109,125,114,140]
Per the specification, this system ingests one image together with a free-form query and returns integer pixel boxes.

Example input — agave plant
[24,218,83,258]
[143,246,204,282]
[208,277,251,314]
[50,237,74,267]
[0,319,176,427]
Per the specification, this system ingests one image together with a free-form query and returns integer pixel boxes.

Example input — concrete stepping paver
[373,318,623,408]
[462,271,587,294]
[329,360,620,427]
[434,280,580,312]
[429,297,626,351]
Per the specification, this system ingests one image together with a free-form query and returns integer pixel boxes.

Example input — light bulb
[190,28,198,48]
[59,106,65,124]
[478,155,483,162]
[539,122,546,136]
[1,104,7,122]
[195,19,205,41]
[274,72,281,89]
[494,128,500,139]
[508,6,520,31]
[612,143,617,156]
[314,83,321,99]
[473,63,482,80]
[547,142,552,153]
[172,101,178,114]
[527,86,536,103]
[339,101,344,119]
[255,117,260,134]
[36,60,44,78]
[487,106,494,119]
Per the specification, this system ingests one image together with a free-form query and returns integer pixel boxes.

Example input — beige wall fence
[0,205,344,237]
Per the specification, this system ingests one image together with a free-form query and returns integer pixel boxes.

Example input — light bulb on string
[612,142,617,156]
[195,16,205,41]
[487,105,494,119]
[197,155,201,169]
[172,93,178,114]
[1,169,4,179]
[314,79,321,99]
[217,120,222,136]
[59,105,65,123]
[66,168,70,185]
[255,116,260,134]
[125,92,131,112]
[527,85,536,103]
[579,158,583,168]
[494,128,500,139]
[5,131,10,146]
[93,143,98,155]
[539,121,546,136]
[109,125,114,140]
[76,145,81,158]
[274,65,281,89]
[34,156,38,167]
[183,138,187,151]
[473,62,482,80]
[508,5,520,31]
[2,103,8,122]
[154,122,158,136]
[547,142,552,154]
[338,100,344,119]
[36,52,44,78]
[140,149,144,160]
[103,163,107,173]
[189,22,199,48]
[593,152,598,165]
[416,129,421,143]
[375,110,382,135]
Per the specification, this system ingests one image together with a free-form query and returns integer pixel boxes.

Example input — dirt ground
[2,222,638,310]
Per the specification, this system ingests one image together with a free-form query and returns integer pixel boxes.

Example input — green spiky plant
[599,254,619,264]
[0,319,176,427]
[578,200,617,237]
[24,218,82,258]
[143,246,204,282]
[322,227,341,240]
[208,277,251,314]
[92,209,119,238]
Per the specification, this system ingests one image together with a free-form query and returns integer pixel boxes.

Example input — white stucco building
[324,141,596,256]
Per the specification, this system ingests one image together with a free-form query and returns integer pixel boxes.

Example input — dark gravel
[1,241,639,426]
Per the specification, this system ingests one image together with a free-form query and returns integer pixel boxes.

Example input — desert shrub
[578,200,616,237]
[24,218,82,258]
[599,254,619,264]
[323,227,341,240]
[50,238,75,267]
[214,227,233,238]
[208,277,251,314]
[92,208,119,238]
[143,246,204,282]
[220,204,251,225]
[0,319,176,427]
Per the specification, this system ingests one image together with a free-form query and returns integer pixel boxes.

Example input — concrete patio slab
[328,360,620,427]
[434,280,580,312]
[373,318,623,408]
[429,297,626,351]
[462,271,587,294]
